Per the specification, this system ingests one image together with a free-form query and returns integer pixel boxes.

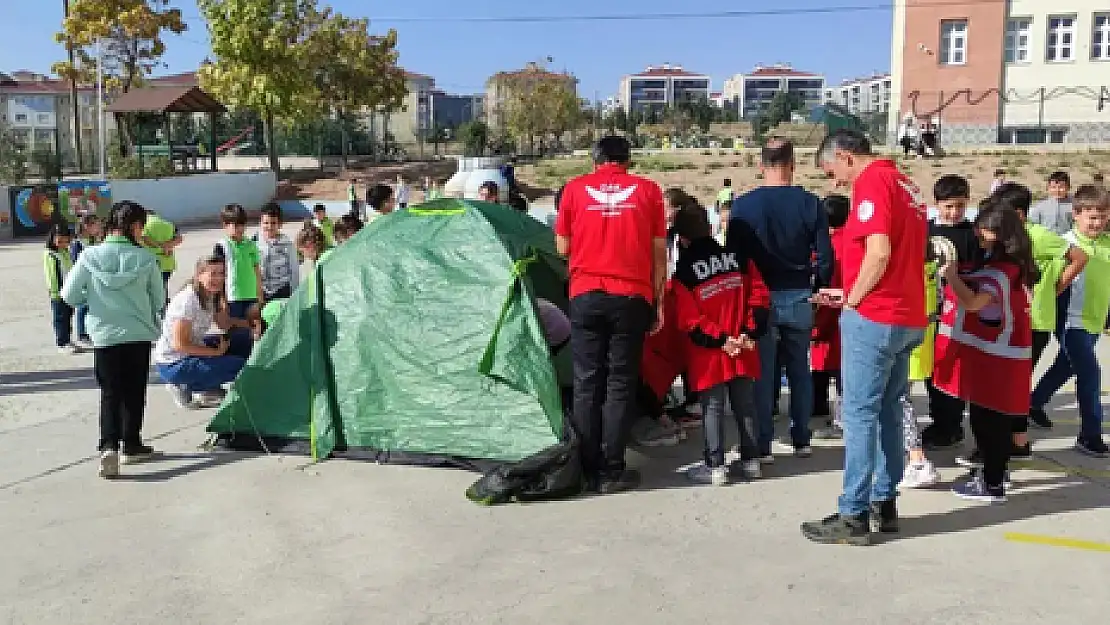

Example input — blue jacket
[61,235,165,348]
[728,186,833,291]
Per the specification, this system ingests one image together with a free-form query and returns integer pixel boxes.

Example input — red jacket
[811,228,845,372]
[672,237,770,392]
[640,287,684,402]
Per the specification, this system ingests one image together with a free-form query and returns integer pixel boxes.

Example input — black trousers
[94,342,152,452]
[970,403,1011,489]
[569,291,653,476]
[812,370,840,417]
[1013,330,1053,434]
[927,378,967,436]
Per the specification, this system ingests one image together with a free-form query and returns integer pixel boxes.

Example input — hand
[648,305,664,336]
[812,288,845,308]
[941,260,958,281]
[161,244,174,254]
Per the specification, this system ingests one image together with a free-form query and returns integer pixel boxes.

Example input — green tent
[208,199,571,464]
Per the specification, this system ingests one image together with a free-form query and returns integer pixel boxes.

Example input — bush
[110,154,175,179]
[31,148,63,181]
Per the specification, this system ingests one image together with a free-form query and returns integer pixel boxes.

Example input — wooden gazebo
[106,85,228,172]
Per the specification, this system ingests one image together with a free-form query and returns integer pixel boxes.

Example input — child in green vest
[45,223,79,354]
[213,204,263,323]
[313,203,335,248]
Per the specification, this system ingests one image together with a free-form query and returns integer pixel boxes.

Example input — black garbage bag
[465,438,584,505]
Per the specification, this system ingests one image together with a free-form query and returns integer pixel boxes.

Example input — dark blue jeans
[1031,328,1102,441]
[754,289,815,452]
[156,333,252,393]
[228,299,257,321]
[75,305,90,340]
[50,299,74,347]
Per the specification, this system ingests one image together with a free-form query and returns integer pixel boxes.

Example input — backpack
[465,435,583,505]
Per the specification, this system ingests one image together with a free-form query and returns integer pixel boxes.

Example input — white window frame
[1046,14,1077,63]
[940,19,969,66]
[1094,13,1110,61]
[1005,17,1032,63]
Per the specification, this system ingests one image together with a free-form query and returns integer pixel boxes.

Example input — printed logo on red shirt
[585,184,639,215]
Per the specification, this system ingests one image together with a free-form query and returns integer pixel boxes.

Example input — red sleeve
[554,184,573,237]
[744,260,770,333]
[673,280,727,339]
[646,182,666,239]
[850,173,894,239]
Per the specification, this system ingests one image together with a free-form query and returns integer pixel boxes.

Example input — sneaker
[801,513,871,546]
[869,499,899,533]
[687,463,729,486]
[1010,442,1033,460]
[97,450,119,479]
[58,343,83,355]
[1029,407,1053,429]
[794,446,813,458]
[195,389,227,409]
[955,449,984,469]
[674,413,703,429]
[813,424,843,440]
[598,469,641,495]
[899,461,940,489]
[166,384,197,409]
[120,444,159,465]
[77,337,95,351]
[960,467,1013,489]
[758,453,775,465]
[1075,437,1110,458]
[741,459,762,479]
[952,476,1006,503]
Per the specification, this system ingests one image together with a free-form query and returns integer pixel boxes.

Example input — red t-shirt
[554,164,666,302]
[842,159,928,328]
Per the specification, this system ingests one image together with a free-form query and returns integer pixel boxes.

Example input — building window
[1046,15,1076,62]
[940,19,968,65]
[14,113,28,124]
[1094,13,1110,60]
[1005,18,1032,62]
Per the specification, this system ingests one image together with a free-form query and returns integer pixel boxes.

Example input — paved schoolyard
[1,225,1109,625]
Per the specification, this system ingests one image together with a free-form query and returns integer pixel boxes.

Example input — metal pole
[97,38,106,178]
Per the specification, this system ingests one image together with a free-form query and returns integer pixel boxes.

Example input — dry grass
[517,150,1110,206]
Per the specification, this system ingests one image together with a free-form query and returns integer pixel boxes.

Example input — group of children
[637,169,1110,504]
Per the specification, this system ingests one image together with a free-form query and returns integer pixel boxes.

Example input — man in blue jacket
[729,138,833,461]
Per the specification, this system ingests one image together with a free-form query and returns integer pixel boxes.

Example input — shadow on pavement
[114,451,253,482]
[0,368,163,396]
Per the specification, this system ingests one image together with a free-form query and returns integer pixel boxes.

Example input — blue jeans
[228,299,257,321]
[75,305,90,340]
[50,299,74,347]
[754,289,814,452]
[156,334,252,393]
[838,308,924,516]
[1031,328,1102,440]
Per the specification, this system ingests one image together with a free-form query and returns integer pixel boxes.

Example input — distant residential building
[0,70,117,165]
[617,64,711,114]
[428,91,484,132]
[709,91,726,108]
[824,74,892,114]
[889,0,1110,144]
[721,64,826,119]
[600,96,622,117]
[485,62,578,131]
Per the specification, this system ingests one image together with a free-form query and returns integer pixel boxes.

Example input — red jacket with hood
[672,236,770,392]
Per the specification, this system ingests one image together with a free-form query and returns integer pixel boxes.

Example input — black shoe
[955,449,983,468]
[1029,407,1053,429]
[921,426,964,450]
[598,469,641,495]
[801,513,871,546]
[869,500,899,533]
[1010,442,1032,460]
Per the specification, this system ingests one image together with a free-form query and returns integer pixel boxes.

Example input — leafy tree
[457,121,489,157]
[497,71,579,155]
[54,0,187,154]
[0,122,29,184]
[753,91,807,138]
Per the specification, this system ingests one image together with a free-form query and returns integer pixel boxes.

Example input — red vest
[932,261,1033,415]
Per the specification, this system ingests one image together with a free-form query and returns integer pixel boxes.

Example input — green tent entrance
[208,199,571,466]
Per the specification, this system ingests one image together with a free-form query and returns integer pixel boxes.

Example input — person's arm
[148,263,166,315]
[171,318,227,357]
[254,263,264,304]
[845,234,891,308]
[287,241,300,290]
[60,258,88,307]
[942,264,993,312]
[812,200,834,288]
[672,280,728,348]
[1057,245,1088,294]
[744,260,771,339]
[652,237,667,306]
[554,188,573,257]
[555,235,570,257]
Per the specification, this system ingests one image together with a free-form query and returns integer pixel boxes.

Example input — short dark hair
[933,174,971,202]
[1073,184,1108,212]
[1048,170,1070,185]
[366,184,393,209]
[332,213,364,242]
[822,194,850,229]
[260,202,282,221]
[593,135,632,165]
[990,182,1033,214]
[664,187,697,210]
[220,203,247,225]
[479,180,499,196]
[46,222,74,251]
[312,203,327,214]
[761,138,794,167]
[816,128,872,166]
[723,178,732,187]
[106,200,148,245]
[672,204,712,240]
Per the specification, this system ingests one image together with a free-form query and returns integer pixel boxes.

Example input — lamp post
[96,38,106,178]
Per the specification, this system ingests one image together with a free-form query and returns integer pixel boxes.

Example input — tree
[54,0,187,154]
[497,71,579,155]
[457,121,489,157]
[0,122,29,184]
[754,90,806,138]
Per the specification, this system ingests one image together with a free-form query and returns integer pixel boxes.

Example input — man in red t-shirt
[554,136,667,494]
[802,129,928,545]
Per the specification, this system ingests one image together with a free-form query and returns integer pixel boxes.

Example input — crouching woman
[154,254,253,409]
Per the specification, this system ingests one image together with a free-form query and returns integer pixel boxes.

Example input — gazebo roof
[106,85,227,114]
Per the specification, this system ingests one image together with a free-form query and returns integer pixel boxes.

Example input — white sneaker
[686,463,729,486]
[58,343,82,355]
[98,450,119,479]
[899,460,940,489]
[794,446,813,458]
[742,459,762,479]
[166,384,197,409]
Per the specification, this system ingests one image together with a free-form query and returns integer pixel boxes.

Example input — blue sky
[1,0,894,97]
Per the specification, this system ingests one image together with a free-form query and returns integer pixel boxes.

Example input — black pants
[812,370,840,417]
[569,291,653,476]
[927,378,966,436]
[50,299,74,347]
[1013,330,1053,433]
[94,342,152,452]
[970,403,1011,489]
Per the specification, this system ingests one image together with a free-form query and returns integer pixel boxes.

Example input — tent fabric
[207,199,569,463]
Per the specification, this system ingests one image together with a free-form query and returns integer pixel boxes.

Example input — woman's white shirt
[153,286,214,364]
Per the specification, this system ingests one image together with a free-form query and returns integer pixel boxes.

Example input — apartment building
[0,71,109,165]
[617,65,711,114]
[721,64,825,119]
[824,74,892,114]
[890,0,1110,145]
[428,91,484,132]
